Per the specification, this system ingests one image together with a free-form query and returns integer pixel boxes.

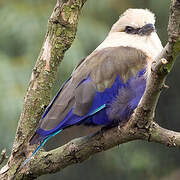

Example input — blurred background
[0,0,180,179]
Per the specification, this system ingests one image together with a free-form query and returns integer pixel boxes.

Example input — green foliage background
[1,0,180,179]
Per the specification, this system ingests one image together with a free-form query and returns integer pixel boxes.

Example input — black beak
[138,23,155,36]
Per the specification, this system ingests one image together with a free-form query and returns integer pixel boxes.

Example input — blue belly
[83,70,146,126]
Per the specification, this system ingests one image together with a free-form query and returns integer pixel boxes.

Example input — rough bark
[0,0,87,179]
[0,149,8,166]
[0,0,180,179]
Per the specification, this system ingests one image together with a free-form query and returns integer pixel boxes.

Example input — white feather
[96,32,163,60]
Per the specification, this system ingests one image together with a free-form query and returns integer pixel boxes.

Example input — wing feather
[37,46,147,133]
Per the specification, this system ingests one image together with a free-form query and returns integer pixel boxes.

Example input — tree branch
[0,0,86,179]
[0,149,8,166]
[149,122,180,147]
[25,121,180,178]
[0,0,180,179]
[29,125,142,178]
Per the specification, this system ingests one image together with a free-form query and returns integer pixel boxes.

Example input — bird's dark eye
[125,26,134,33]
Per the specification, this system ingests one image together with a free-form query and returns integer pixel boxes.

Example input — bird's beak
[138,23,155,36]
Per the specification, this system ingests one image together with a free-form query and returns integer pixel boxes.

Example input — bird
[23,8,163,166]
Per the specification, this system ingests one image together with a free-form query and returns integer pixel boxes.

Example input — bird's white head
[110,9,155,35]
[96,8,163,60]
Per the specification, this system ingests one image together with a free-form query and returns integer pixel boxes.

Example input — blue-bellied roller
[24,8,163,166]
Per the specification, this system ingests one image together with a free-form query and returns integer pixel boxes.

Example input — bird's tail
[19,129,63,172]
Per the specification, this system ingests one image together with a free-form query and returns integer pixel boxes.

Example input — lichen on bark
[0,0,87,179]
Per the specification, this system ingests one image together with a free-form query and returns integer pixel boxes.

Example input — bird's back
[30,46,148,145]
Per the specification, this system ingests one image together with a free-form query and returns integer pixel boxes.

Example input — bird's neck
[96,32,163,60]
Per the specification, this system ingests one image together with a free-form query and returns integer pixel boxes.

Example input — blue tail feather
[21,129,62,169]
